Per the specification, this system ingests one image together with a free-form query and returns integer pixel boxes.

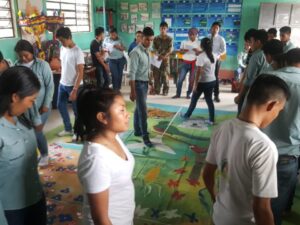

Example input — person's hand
[234,95,240,104]
[35,124,44,132]
[158,55,164,61]
[192,84,198,93]
[69,89,77,101]
[130,90,136,102]
[39,106,49,114]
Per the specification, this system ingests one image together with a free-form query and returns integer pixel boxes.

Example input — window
[46,0,91,32]
[0,0,15,38]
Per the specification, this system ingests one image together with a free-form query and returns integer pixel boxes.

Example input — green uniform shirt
[283,40,296,53]
[0,117,43,225]
[129,44,150,81]
[263,67,300,155]
[243,49,268,87]
[15,59,54,126]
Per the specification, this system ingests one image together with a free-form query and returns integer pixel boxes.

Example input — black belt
[136,80,148,83]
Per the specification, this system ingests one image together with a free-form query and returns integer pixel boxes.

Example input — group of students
[0,21,299,225]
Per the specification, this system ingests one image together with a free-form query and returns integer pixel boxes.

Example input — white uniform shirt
[206,118,278,225]
[78,135,135,225]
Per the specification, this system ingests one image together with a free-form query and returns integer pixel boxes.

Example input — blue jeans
[176,62,195,97]
[108,57,127,90]
[134,81,149,137]
[272,155,298,225]
[35,108,51,156]
[95,65,109,88]
[57,84,77,131]
[184,81,216,122]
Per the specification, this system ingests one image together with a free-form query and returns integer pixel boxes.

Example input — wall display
[136,24,144,31]
[121,23,128,32]
[120,2,129,11]
[152,2,161,19]
[130,4,138,13]
[141,13,149,22]
[161,0,243,55]
[145,22,154,29]
[138,3,148,11]
[120,13,129,20]
[131,14,138,24]
[128,24,136,33]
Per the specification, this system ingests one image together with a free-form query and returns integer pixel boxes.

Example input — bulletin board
[161,0,243,56]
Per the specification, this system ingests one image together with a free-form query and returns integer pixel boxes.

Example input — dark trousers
[5,197,47,225]
[184,81,216,122]
[134,81,149,137]
[95,65,109,88]
[108,57,127,90]
[272,155,298,225]
[214,60,221,97]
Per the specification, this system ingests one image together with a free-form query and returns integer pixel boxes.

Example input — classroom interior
[1,0,300,225]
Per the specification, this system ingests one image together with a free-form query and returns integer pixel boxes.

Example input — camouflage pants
[152,63,170,95]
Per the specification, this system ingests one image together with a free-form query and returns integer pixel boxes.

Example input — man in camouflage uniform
[152,21,173,95]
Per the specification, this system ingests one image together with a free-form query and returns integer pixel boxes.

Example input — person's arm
[129,51,139,101]
[253,197,275,225]
[193,66,202,92]
[69,50,85,101]
[40,61,54,113]
[87,190,113,225]
[203,162,218,203]
[220,37,226,56]
[95,51,110,73]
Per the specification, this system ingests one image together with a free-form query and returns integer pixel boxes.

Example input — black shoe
[143,136,153,148]
[172,95,180,99]
[186,95,191,99]
[214,96,220,102]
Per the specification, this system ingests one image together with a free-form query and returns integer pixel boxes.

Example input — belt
[136,80,148,83]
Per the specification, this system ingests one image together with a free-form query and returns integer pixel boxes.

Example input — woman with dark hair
[182,37,217,124]
[77,88,135,225]
[103,27,127,90]
[14,39,54,166]
[0,66,47,225]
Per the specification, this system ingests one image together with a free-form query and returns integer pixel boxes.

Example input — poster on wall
[136,24,144,31]
[141,13,149,21]
[128,24,136,33]
[120,2,129,11]
[130,4,138,13]
[120,13,129,21]
[121,23,128,32]
[138,3,148,12]
[131,14,138,24]
[145,22,154,30]
[152,2,161,19]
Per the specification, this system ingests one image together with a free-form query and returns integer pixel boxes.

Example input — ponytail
[201,38,215,64]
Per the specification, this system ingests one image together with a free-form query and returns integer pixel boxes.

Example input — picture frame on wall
[130,4,138,13]
[141,13,149,21]
[128,24,136,33]
[120,13,129,21]
[121,23,128,32]
[120,2,129,11]
[131,14,138,24]
[139,3,148,12]
[136,24,144,31]
[145,22,154,30]
[152,2,161,19]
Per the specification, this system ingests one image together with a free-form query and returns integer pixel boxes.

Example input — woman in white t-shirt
[77,88,135,225]
[182,37,216,124]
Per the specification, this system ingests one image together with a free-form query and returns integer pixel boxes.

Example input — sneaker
[205,120,214,126]
[143,136,153,148]
[72,134,77,142]
[214,96,220,103]
[134,132,142,137]
[38,155,49,167]
[172,95,180,99]
[186,95,191,99]
[57,130,73,137]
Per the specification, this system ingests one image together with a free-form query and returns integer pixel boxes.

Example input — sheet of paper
[151,55,162,69]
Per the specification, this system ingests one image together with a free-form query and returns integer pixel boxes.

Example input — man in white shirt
[203,74,290,225]
[279,26,296,53]
[56,27,84,137]
[208,22,226,103]
[172,28,201,99]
